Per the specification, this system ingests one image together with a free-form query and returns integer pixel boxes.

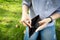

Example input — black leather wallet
[29,15,41,38]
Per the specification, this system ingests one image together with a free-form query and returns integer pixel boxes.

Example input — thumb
[35,23,47,32]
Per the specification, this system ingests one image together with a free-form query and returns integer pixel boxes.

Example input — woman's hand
[20,14,31,28]
[35,18,51,32]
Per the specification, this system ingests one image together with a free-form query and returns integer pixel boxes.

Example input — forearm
[21,5,31,27]
[50,13,60,20]
[22,5,29,16]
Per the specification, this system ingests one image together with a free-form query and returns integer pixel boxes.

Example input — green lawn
[0,0,60,40]
[0,0,25,40]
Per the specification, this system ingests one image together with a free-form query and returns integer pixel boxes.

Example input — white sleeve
[22,0,31,7]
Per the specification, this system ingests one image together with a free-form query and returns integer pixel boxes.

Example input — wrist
[47,17,53,23]
[22,13,28,17]
[47,18,51,22]
[22,13,27,15]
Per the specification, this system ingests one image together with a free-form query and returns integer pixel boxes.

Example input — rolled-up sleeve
[55,7,60,14]
[22,0,31,7]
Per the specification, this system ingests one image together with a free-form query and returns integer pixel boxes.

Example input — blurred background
[0,0,60,40]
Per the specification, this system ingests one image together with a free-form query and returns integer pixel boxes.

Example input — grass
[55,18,60,40]
[0,0,60,40]
[0,0,25,40]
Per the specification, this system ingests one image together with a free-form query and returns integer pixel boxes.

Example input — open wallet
[29,15,41,38]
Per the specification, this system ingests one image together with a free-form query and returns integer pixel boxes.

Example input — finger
[20,19,31,27]
[20,19,25,24]
[26,21,31,28]
[38,20,43,23]
[23,21,31,27]
[29,20,31,28]
[38,21,45,26]
[35,23,47,32]
[20,20,28,26]
[23,22,27,26]
[25,19,31,28]
[38,20,44,24]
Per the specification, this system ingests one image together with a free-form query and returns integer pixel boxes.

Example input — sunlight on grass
[0,3,21,12]
[0,1,24,40]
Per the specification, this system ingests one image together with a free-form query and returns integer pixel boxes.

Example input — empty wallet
[29,15,41,38]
